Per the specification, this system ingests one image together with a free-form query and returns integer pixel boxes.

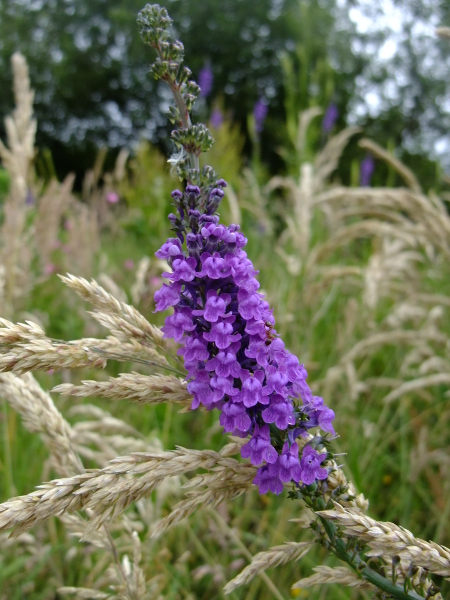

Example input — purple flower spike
[154,176,336,494]
[300,446,328,485]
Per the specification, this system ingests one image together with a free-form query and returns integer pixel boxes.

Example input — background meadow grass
[0,53,449,600]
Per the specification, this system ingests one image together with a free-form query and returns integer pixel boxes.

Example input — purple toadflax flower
[360,154,375,187]
[154,180,336,495]
[198,64,214,97]
[210,108,224,129]
[322,103,339,134]
[253,98,268,135]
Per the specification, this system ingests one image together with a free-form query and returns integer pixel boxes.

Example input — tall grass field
[0,13,449,600]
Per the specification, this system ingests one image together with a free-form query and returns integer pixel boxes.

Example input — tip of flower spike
[215,179,227,187]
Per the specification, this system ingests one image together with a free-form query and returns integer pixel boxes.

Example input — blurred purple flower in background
[198,64,214,98]
[210,108,224,129]
[322,103,339,134]
[360,155,375,187]
[253,98,268,135]
[26,189,35,205]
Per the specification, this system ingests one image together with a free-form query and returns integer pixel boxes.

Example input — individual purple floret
[275,442,302,483]
[198,64,214,98]
[253,97,268,134]
[240,424,278,465]
[253,465,284,495]
[154,180,335,494]
[299,446,328,485]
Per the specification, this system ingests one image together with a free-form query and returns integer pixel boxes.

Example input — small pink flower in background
[44,263,56,275]
[64,219,73,231]
[124,259,135,270]
[150,276,162,286]
[47,369,54,375]
[50,240,62,250]
[106,191,120,204]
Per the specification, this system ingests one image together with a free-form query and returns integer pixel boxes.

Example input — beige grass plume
[318,503,450,578]
[223,542,312,594]
[0,53,37,314]
[0,372,83,476]
[0,446,244,537]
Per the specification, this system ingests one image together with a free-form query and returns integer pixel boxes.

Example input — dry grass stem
[0,319,108,372]
[152,462,256,538]
[0,446,244,537]
[53,373,191,406]
[358,138,421,192]
[292,566,373,590]
[60,274,166,350]
[340,329,446,364]
[223,542,312,594]
[318,504,450,577]
[57,588,113,599]
[382,373,450,404]
[0,317,171,373]
[0,53,36,312]
[436,27,450,39]
[0,372,83,475]
[34,174,75,271]
[314,127,360,190]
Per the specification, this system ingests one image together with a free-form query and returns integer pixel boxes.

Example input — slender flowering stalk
[138,7,439,598]
[138,4,335,495]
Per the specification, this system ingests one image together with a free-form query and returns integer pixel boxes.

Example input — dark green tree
[0,0,361,180]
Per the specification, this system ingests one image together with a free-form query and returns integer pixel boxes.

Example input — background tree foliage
[0,0,449,186]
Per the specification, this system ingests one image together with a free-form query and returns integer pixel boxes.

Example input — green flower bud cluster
[172,124,214,156]
[137,3,214,182]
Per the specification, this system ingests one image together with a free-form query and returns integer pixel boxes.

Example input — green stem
[314,498,423,600]
[170,82,199,172]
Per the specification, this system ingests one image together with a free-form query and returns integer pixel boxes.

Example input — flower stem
[314,498,424,600]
